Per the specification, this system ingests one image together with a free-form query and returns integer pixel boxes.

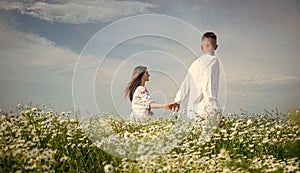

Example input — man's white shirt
[175,53,221,119]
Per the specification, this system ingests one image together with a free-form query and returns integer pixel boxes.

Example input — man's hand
[166,102,180,112]
[216,112,224,127]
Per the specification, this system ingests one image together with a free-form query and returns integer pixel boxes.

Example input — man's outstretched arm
[173,68,192,111]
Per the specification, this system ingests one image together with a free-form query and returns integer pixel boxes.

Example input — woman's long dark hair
[125,66,147,102]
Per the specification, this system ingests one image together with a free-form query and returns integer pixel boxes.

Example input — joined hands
[165,102,180,112]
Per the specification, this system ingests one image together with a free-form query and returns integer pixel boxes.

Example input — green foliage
[0,105,299,172]
[0,106,118,173]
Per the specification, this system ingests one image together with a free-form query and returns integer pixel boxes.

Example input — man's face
[201,38,218,53]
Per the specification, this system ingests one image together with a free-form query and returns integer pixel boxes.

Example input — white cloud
[0,0,154,24]
[0,21,78,110]
[226,74,300,110]
[0,21,112,111]
[229,75,299,86]
[0,21,77,84]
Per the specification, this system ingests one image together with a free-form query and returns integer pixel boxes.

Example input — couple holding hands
[125,32,223,126]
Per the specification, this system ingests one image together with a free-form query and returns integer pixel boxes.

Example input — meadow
[1,104,300,172]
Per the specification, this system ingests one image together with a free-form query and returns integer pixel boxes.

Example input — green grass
[0,105,299,172]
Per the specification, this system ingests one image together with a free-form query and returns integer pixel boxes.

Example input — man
[170,32,223,126]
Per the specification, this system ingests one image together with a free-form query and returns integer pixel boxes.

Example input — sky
[0,0,299,116]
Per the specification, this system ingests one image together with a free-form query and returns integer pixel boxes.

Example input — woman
[125,66,171,119]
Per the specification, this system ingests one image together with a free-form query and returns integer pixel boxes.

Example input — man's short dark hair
[202,32,217,42]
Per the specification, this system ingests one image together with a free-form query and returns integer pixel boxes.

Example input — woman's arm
[149,103,168,109]
[136,86,172,110]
